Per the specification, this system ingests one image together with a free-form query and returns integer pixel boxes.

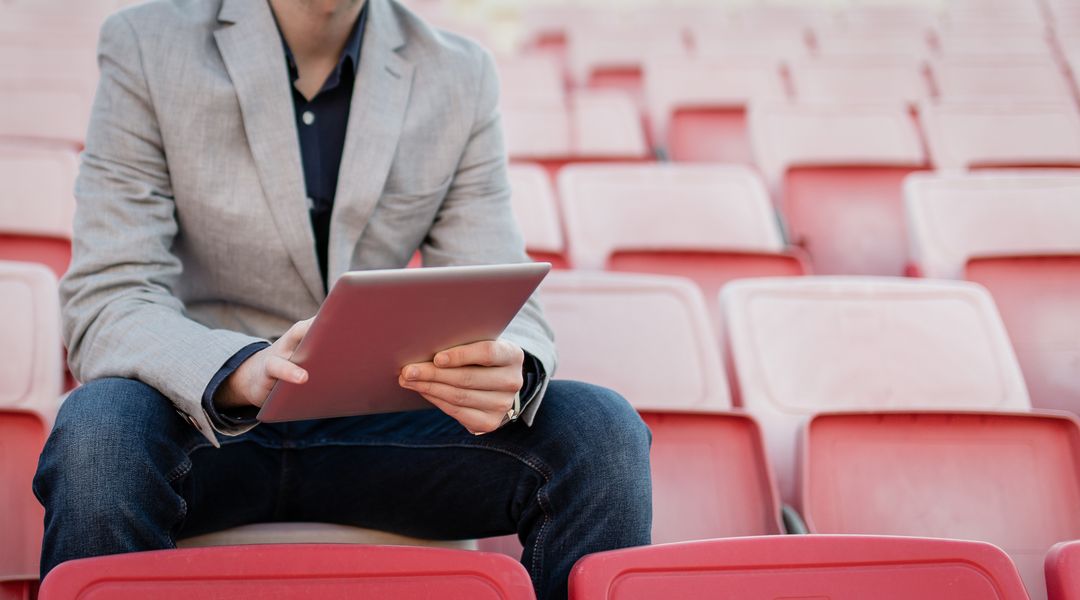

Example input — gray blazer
[60,0,556,447]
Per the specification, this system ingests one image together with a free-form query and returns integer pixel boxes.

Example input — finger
[401,363,523,393]
[400,378,514,413]
[265,354,308,384]
[277,317,315,355]
[434,340,523,369]
[421,393,507,435]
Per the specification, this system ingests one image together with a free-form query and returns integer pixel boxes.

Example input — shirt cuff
[202,341,270,430]
[518,350,546,416]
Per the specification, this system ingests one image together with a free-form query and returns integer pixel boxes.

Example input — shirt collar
[278,3,369,85]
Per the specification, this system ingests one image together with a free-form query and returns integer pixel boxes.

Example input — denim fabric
[33,377,652,600]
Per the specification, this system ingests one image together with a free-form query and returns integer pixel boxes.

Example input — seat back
[570,90,649,160]
[922,102,1080,169]
[811,28,932,59]
[803,411,1080,600]
[0,411,49,592]
[643,412,782,544]
[930,57,1073,103]
[936,30,1056,59]
[540,271,730,412]
[0,260,62,418]
[566,25,686,86]
[570,535,1031,600]
[0,142,78,276]
[749,102,926,275]
[507,163,565,265]
[905,170,1080,279]
[722,276,1030,502]
[788,57,929,105]
[39,545,535,600]
[1046,540,1080,600]
[558,163,783,270]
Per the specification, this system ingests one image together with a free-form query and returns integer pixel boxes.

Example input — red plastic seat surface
[539,271,730,412]
[811,28,932,59]
[931,58,1073,104]
[749,102,926,276]
[38,545,535,600]
[722,277,1031,503]
[0,411,48,595]
[667,108,754,164]
[789,57,930,105]
[570,535,1030,600]
[966,256,1080,415]
[803,411,1080,600]
[921,102,1080,170]
[1046,540,1080,600]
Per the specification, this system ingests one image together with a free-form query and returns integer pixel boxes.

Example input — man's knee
[535,380,652,473]
[34,378,190,512]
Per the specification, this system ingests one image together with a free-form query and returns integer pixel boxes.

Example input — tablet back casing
[258,263,550,422]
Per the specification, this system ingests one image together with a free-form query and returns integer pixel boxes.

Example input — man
[31,0,652,598]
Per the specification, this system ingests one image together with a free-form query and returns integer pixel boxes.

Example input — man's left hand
[399,340,524,435]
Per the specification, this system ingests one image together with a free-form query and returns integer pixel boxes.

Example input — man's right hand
[214,318,314,411]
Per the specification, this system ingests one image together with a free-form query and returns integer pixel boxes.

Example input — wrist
[214,362,256,412]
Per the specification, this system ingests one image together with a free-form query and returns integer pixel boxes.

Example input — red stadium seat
[571,91,649,160]
[722,277,1031,503]
[502,103,573,161]
[1046,540,1080,600]
[930,58,1074,103]
[0,261,61,599]
[497,56,566,109]
[803,411,1080,600]
[539,271,731,412]
[789,56,929,105]
[749,102,926,275]
[38,545,535,600]
[570,535,1031,600]
[507,163,567,268]
[693,25,810,61]
[643,57,786,164]
[0,142,78,277]
[557,163,807,330]
[921,102,1080,170]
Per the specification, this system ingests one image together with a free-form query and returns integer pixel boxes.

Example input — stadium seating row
[29,536,1080,599]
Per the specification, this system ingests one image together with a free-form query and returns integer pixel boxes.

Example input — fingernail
[295,371,307,383]
[435,353,448,366]
[407,367,419,380]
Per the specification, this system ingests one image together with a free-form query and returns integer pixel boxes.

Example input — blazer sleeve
[419,49,557,425]
[60,13,264,446]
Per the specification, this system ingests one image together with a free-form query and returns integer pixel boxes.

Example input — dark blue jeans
[33,378,652,600]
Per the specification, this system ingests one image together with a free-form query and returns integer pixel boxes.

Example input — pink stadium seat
[539,271,730,412]
[507,163,567,267]
[0,142,78,277]
[803,411,1080,600]
[749,103,927,275]
[811,28,932,58]
[502,103,573,162]
[936,29,1056,59]
[907,170,1080,414]
[566,25,686,88]
[1046,541,1080,600]
[921,102,1080,169]
[38,545,535,600]
[0,261,61,599]
[571,91,649,160]
[0,260,62,420]
[570,535,1031,600]
[643,57,786,163]
[789,57,930,105]
[0,87,92,148]
[497,56,565,109]
[930,58,1074,104]
[557,163,807,329]
[693,26,810,61]
[721,277,1031,503]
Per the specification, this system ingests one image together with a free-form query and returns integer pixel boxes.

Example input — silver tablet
[257,262,551,422]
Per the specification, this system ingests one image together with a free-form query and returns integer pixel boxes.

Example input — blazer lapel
[214,0,326,303]
[327,0,415,282]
